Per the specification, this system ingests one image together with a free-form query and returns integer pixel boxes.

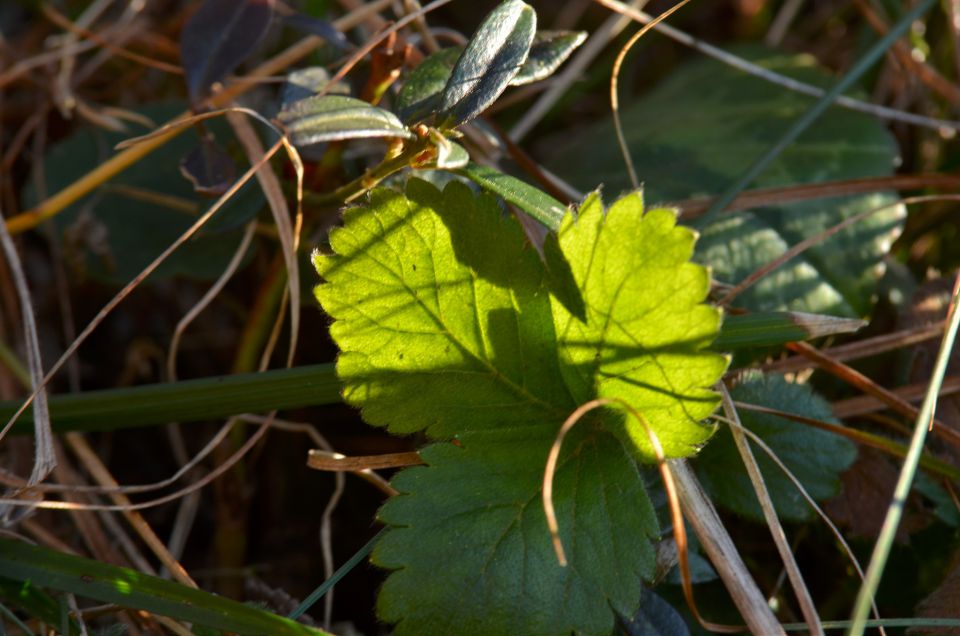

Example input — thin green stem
[847,277,960,636]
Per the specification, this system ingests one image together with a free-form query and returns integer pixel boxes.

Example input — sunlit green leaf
[510,30,587,86]
[314,179,726,634]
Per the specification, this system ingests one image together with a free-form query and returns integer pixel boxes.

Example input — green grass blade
[712,311,864,350]
[0,312,861,434]
[0,539,332,635]
[1,363,339,434]
[847,281,960,635]
[698,0,937,227]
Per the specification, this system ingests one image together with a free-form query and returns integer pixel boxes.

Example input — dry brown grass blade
[672,173,960,218]
[0,206,53,487]
[851,0,960,106]
[41,3,183,75]
[228,113,303,369]
[717,384,823,635]
[671,459,785,635]
[0,140,284,450]
[715,411,887,635]
[786,341,960,448]
[610,0,692,190]
[719,195,960,308]
[65,433,197,588]
[833,375,960,419]
[307,450,424,472]
[5,0,394,236]
[760,321,946,375]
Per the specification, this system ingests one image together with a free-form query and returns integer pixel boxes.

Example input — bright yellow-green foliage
[314,179,727,635]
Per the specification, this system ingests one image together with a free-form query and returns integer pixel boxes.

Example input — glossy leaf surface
[278,95,414,147]
[438,0,535,125]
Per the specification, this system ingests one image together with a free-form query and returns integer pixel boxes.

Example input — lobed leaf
[314,179,726,634]
[438,0,536,125]
[180,0,275,107]
[278,95,414,147]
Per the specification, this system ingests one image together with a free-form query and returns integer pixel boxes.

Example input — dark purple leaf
[179,135,238,196]
[180,0,275,107]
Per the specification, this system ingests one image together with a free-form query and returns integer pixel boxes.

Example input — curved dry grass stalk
[717,384,823,636]
[595,0,960,133]
[0,139,284,450]
[711,411,887,635]
[609,0,692,190]
[0,207,53,488]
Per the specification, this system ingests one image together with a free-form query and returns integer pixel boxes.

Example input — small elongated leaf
[397,30,584,123]
[278,95,414,147]
[314,179,726,634]
[455,161,566,230]
[438,0,535,125]
[1,363,340,434]
[0,538,331,636]
[396,47,461,123]
[510,30,587,86]
[181,0,275,106]
[694,373,857,521]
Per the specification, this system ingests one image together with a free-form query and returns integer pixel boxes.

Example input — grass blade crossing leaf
[314,179,726,634]
[181,0,275,106]
[694,373,857,521]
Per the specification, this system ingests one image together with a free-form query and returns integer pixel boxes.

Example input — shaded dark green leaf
[22,102,262,284]
[281,12,349,51]
[278,95,414,147]
[617,590,690,636]
[510,30,587,86]
[454,161,566,230]
[438,0,535,125]
[179,134,237,196]
[180,0,275,106]
[549,47,904,318]
[396,47,460,123]
[0,539,331,636]
[694,373,857,522]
